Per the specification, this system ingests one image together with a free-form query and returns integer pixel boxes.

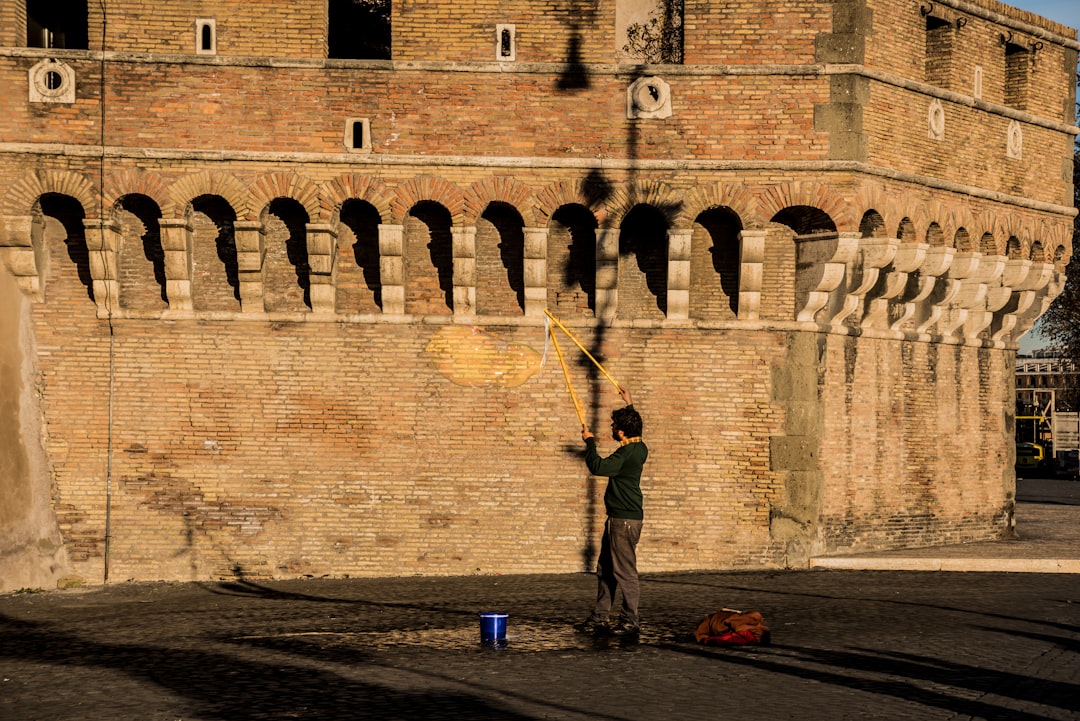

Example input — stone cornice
[2,142,1074,218]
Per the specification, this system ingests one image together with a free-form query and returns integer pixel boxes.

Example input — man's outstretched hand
[582,425,594,441]
[619,386,633,406]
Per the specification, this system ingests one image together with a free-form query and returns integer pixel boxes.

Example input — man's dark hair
[612,406,643,437]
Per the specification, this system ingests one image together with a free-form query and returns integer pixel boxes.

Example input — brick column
[523,227,548,318]
[159,218,194,311]
[452,225,476,317]
[378,224,404,315]
[84,218,120,316]
[235,220,266,313]
[306,223,338,314]
[595,227,619,322]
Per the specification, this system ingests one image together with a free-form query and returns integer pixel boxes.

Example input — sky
[1007,0,1080,33]
[1002,1,1078,353]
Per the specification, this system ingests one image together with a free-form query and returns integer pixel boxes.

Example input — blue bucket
[479,612,508,645]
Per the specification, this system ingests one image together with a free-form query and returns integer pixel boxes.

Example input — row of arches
[2,169,1072,345]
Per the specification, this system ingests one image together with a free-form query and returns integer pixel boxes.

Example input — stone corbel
[1010,269,1065,341]
[861,242,927,331]
[667,228,693,321]
[306,223,338,314]
[826,236,897,332]
[794,231,859,323]
[595,227,619,323]
[451,226,476,317]
[235,220,266,313]
[737,228,766,321]
[159,218,194,311]
[893,245,954,334]
[377,224,404,315]
[990,261,1056,343]
[523,227,548,318]
[84,218,121,316]
[962,255,1008,341]
[0,214,46,300]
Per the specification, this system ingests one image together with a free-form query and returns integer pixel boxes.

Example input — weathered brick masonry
[0,0,1076,590]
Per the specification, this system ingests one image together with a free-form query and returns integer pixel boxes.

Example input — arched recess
[250,172,320,227]
[859,210,886,237]
[165,171,250,221]
[896,217,916,243]
[322,174,393,225]
[534,175,613,229]
[979,232,998,256]
[336,198,383,314]
[465,177,536,227]
[190,195,240,312]
[114,194,166,310]
[690,205,742,320]
[681,182,758,232]
[261,198,312,312]
[1006,236,1023,260]
[36,193,93,304]
[954,227,974,253]
[1029,240,1045,263]
[767,205,837,322]
[476,201,525,315]
[403,201,454,315]
[392,176,464,226]
[547,203,597,317]
[925,222,945,247]
[617,204,669,320]
[758,181,853,233]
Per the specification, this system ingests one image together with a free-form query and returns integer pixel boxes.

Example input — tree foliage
[1032,68,1080,409]
[622,0,684,64]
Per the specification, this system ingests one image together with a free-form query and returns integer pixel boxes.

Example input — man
[578,386,647,636]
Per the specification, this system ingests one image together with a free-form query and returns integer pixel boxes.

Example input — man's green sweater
[585,434,648,521]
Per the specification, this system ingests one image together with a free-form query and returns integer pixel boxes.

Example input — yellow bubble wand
[543,309,621,392]
[549,321,585,428]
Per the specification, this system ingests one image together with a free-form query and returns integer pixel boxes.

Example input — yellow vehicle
[1015,442,1045,474]
[1015,414,1052,476]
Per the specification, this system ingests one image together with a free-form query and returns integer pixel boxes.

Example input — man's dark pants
[591,517,643,626]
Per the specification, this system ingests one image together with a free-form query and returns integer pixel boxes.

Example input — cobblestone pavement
[0,483,1077,721]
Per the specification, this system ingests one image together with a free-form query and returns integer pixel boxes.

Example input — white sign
[1054,412,1079,451]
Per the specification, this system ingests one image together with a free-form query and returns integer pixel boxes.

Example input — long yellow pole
[550,323,585,427]
[543,309,621,391]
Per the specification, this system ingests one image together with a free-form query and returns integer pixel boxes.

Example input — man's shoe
[611,620,640,636]
[574,618,610,634]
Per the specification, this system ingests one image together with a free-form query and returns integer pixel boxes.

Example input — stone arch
[403,200,455,315]
[546,203,598,318]
[605,181,681,228]
[757,181,853,232]
[250,172,320,224]
[336,198,384,314]
[681,182,758,230]
[1029,240,1045,262]
[617,203,670,320]
[690,205,742,320]
[35,193,94,304]
[979,231,998,256]
[853,182,902,239]
[166,171,251,220]
[771,206,837,235]
[113,193,167,310]
[392,175,465,225]
[1005,235,1023,260]
[260,198,312,312]
[190,195,240,312]
[1053,244,1068,267]
[859,209,886,237]
[3,170,97,218]
[464,177,536,227]
[321,174,393,225]
[925,222,946,247]
[476,201,526,314]
[896,217,916,243]
[103,170,170,214]
[534,176,612,227]
[954,227,974,252]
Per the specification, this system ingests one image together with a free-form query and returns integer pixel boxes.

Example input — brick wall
[0,0,1076,589]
